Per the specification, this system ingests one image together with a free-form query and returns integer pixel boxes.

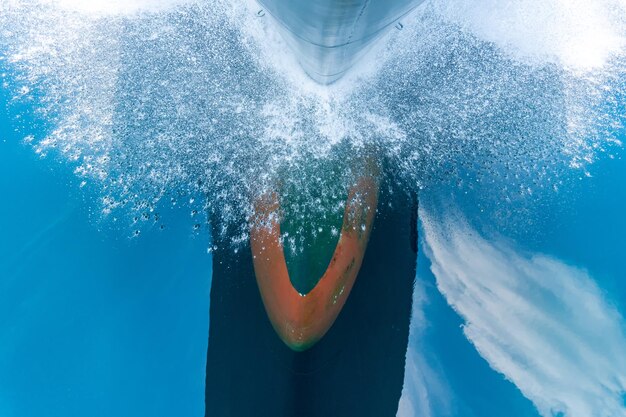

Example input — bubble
[0,0,624,245]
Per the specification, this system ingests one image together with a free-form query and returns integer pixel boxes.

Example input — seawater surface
[1,0,626,416]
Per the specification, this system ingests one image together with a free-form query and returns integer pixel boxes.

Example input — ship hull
[259,0,426,83]
[205,181,417,416]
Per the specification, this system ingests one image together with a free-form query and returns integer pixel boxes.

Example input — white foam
[0,0,623,233]
[421,209,626,417]
[50,0,196,15]
[432,0,626,71]
[397,279,453,417]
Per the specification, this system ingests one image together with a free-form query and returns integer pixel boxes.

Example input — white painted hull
[259,0,425,83]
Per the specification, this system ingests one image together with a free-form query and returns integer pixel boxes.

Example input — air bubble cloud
[0,0,624,241]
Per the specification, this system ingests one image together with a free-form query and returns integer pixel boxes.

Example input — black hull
[205,183,417,417]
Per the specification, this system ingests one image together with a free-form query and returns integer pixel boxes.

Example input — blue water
[1,3,626,417]
[3,80,625,417]
[414,148,626,416]
[0,87,212,417]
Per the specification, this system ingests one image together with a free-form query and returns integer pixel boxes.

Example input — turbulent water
[2,2,626,417]
[1,0,625,244]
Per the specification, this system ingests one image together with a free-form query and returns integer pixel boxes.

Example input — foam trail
[421,209,626,417]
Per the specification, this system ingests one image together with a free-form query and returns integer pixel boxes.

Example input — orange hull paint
[250,175,379,351]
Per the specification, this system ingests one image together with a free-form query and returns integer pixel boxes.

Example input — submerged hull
[259,0,426,83]
[206,181,417,416]
[205,1,421,414]
[250,172,379,351]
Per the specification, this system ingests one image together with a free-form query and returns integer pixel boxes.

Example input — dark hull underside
[205,182,417,417]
